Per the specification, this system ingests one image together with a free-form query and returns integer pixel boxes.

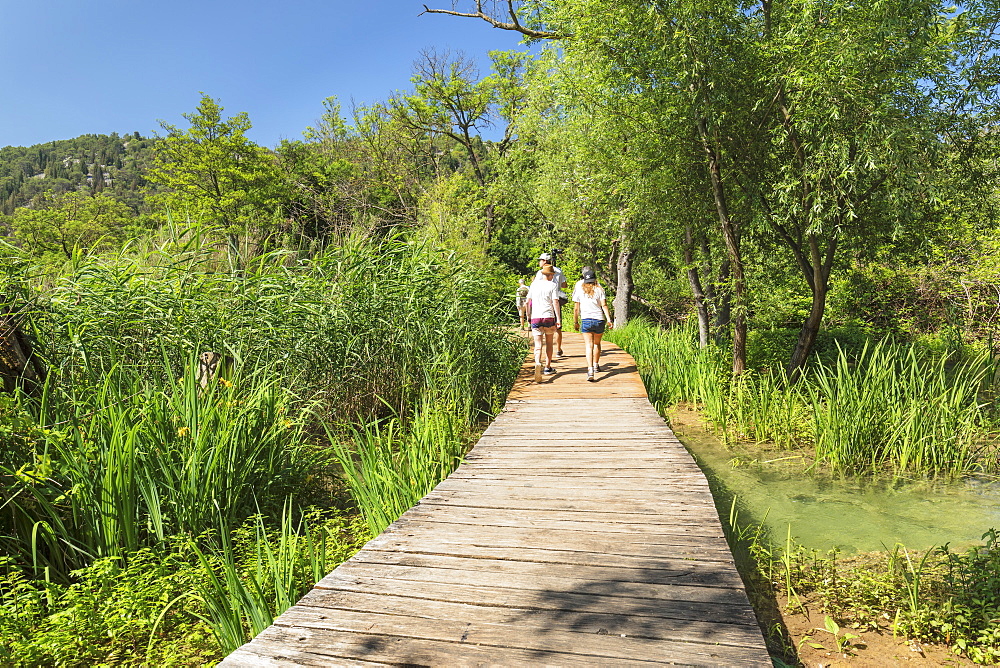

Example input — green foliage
[0,227,523,662]
[8,190,148,263]
[330,395,468,536]
[0,544,217,667]
[0,511,366,667]
[733,522,1000,665]
[190,507,365,655]
[1,359,312,578]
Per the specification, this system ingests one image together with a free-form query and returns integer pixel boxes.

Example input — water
[675,423,1000,554]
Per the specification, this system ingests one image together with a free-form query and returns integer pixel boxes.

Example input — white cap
[538,252,552,260]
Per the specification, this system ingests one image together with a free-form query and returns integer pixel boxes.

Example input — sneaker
[595,363,601,373]
[533,363,542,383]
[587,370,595,382]
[543,366,555,375]
[557,349,565,358]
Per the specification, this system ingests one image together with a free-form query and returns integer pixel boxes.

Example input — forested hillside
[0,132,156,213]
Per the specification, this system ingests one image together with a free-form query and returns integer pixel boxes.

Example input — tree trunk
[785,235,837,381]
[787,280,826,382]
[605,237,619,293]
[613,241,634,329]
[698,117,746,374]
[713,258,732,338]
[0,304,45,394]
[683,226,710,347]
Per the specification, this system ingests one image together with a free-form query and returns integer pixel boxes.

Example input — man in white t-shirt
[533,253,568,357]
[526,263,561,382]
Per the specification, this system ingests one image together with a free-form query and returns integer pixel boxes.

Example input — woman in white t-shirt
[572,267,613,382]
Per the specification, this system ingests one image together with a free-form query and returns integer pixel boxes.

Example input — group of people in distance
[517,252,613,383]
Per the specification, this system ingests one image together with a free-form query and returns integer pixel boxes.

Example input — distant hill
[0,132,160,214]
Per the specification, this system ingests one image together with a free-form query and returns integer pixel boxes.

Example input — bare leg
[532,330,543,382]
[544,327,555,368]
[582,331,594,369]
[556,325,563,356]
[593,332,604,368]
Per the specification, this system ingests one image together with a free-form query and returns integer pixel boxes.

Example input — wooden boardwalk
[223,334,771,666]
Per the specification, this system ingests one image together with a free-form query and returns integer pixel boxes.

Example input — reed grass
[2,355,310,578]
[328,392,467,536]
[0,226,525,661]
[608,318,996,476]
[191,503,334,655]
[1,227,522,579]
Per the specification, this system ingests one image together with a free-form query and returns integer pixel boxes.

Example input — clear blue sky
[0,1,526,149]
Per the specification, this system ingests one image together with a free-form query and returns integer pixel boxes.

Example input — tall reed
[2,355,310,578]
[609,319,996,476]
[810,340,991,474]
[329,392,467,536]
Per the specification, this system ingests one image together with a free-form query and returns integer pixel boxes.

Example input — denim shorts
[581,318,606,333]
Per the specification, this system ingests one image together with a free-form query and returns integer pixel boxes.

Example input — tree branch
[421,2,561,39]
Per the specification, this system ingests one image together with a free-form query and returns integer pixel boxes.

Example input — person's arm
[600,298,613,328]
[573,302,581,331]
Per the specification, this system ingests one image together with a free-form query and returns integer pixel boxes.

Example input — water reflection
[675,424,1000,553]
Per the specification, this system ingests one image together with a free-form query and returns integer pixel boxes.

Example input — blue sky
[0,1,526,148]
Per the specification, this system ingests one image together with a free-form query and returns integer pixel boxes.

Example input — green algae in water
[676,425,1000,553]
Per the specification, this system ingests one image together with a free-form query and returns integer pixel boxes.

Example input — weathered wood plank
[361,540,741,570]
[371,526,737,562]
[329,560,751,606]
[345,550,746,589]
[310,573,760,627]
[274,607,769,665]
[230,625,675,667]
[287,591,754,646]
[398,504,725,528]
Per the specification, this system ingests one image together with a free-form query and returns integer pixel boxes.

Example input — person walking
[526,264,561,382]
[534,253,568,356]
[515,278,529,330]
[572,267,613,382]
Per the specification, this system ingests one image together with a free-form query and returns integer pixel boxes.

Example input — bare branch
[421,2,561,40]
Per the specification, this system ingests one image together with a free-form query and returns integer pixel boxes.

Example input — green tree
[150,94,285,261]
[9,191,137,261]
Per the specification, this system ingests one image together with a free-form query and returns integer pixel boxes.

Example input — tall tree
[150,94,284,261]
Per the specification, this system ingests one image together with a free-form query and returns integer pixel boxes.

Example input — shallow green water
[676,424,1000,554]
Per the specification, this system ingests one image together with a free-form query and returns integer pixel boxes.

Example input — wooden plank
[329,560,751,606]
[417,492,720,514]
[227,625,671,667]
[286,590,755,645]
[395,506,727,537]
[373,527,736,561]
[345,550,746,589]
[360,540,741,571]
[310,573,760,628]
[273,607,769,665]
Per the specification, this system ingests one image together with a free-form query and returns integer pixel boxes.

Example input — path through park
[222,333,771,666]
